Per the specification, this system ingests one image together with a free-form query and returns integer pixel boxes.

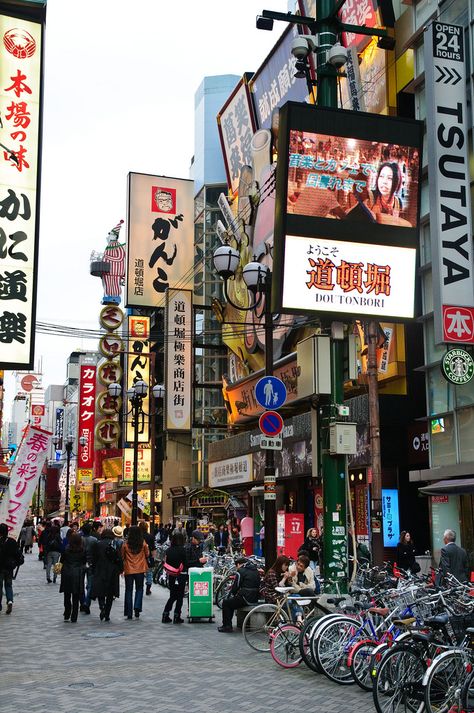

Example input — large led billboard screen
[273,103,423,320]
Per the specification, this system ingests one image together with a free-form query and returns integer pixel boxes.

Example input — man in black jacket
[0,523,21,614]
[437,529,469,585]
[218,557,260,633]
[185,530,207,569]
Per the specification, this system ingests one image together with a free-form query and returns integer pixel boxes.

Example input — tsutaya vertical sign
[126,315,150,443]
[165,289,192,431]
[78,358,97,470]
[0,13,44,368]
[425,23,474,344]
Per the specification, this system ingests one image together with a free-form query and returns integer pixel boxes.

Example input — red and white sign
[432,495,449,504]
[193,581,209,597]
[99,482,107,502]
[259,410,284,437]
[0,425,51,538]
[339,0,378,51]
[442,305,474,344]
[78,363,96,470]
[151,186,176,214]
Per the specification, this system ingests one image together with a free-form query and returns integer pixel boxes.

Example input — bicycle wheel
[152,562,163,584]
[373,643,426,713]
[215,575,234,609]
[460,665,474,712]
[270,624,303,668]
[300,614,340,673]
[315,615,364,685]
[424,650,466,713]
[242,604,289,652]
[349,639,377,691]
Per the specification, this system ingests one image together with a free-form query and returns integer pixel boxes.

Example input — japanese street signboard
[0,425,51,538]
[339,0,378,52]
[264,474,276,499]
[382,488,400,548]
[122,447,151,483]
[54,407,64,455]
[126,172,194,309]
[441,347,474,385]
[217,76,256,196]
[248,24,309,131]
[255,375,287,410]
[209,454,253,488]
[165,288,192,432]
[259,410,284,437]
[125,315,150,444]
[260,436,283,451]
[78,359,97,471]
[0,14,44,369]
[425,23,474,344]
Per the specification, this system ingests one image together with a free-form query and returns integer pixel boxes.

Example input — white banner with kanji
[0,425,51,538]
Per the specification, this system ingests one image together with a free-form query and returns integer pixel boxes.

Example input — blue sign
[259,410,284,437]
[255,376,287,410]
[382,489,400,548]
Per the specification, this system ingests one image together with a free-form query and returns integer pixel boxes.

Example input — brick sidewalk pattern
[0,549,372,713]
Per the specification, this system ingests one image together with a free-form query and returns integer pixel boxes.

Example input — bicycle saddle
[369,607,390,617]
[275,586,293,593]
[423,613,449,628]
[411,630,434,643]
[326,596,347,606]
[298,600,312,606]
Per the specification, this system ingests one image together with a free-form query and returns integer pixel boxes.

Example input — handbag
[53,562,63,575]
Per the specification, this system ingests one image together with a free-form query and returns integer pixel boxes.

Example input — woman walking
[59,533,86,623]
[396,531,417,573]
[90,529,123,621]
[161,532,187,624]
[121,525,149,620]
[45,525,62,583]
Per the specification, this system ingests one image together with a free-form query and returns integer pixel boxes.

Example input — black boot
[173,612,184,624]
[162,611,172,623]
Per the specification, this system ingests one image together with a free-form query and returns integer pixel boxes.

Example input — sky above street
[4,0,289,411]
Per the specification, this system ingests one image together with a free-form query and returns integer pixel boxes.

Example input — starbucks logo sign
[441,348,474,385]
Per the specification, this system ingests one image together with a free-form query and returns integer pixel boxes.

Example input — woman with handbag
[121,526,149,620]
[161,532,187,624]
[90,529,123,622]
[59,533,86,623]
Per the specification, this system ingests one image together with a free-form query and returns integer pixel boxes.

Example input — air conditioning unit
[329,423,357,455]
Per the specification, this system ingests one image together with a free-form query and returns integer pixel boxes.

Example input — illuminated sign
[382,488,400,548]
[125,315,150,443]
[217,77,256,195]
[126,172,194,308]
[78,361,96,470]
[281,235,416,319]
[165,288,192,432]
[122,447,151,483]
[0,13,43,369]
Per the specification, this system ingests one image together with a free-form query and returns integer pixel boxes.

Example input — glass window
[456,376,474,408]
[427,365,454,415]
[424,320,448,363]
[422,269,433,314]
[415,85,426,122]
[420,178,429,217]
[430,413,456,466]
[440,0,468,25]
[458,407,474,461]
[420,222,431,265]
[415,43,424,78]
[415,0,435,30]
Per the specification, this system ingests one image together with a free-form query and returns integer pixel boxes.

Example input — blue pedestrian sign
[255,376,287,410]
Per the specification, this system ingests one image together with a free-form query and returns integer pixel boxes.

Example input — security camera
[291,36,309,59]
[327,43,348,69]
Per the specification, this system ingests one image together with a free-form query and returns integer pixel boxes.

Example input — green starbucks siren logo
[441,348,474,385]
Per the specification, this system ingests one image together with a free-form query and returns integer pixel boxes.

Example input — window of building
[427,365,454,415]
[458,407,474,461]
[430,413,456,466]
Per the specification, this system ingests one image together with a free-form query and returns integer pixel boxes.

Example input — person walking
[437,529,469,585]
[44,525,62,583]
[0,523,22,614]
[396,531,417,574]
[59,533,86,623]
[161,532,187,624]
[90,529,123,622]
[121,525,149,620]
[38,521,52,568]
[138,521,156,596]
[112,525,124,550]
[80,522,99,614]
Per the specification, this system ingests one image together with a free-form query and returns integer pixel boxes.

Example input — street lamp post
[108,381,165,527]
[52,434,86,525]
[213,246,277,567]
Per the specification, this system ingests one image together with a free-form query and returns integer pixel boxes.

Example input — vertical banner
[78,360,97,470]
[125,314,150,443]
[54,407,64,458]
[382,488,400,547]
[165,288,192,431]
[126,172,194,308]
[0,13,44,368]
[0,425,51,537]
[425,22,474,344]
[217,77,256,194]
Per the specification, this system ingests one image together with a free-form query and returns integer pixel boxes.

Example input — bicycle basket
[449,613,474,644]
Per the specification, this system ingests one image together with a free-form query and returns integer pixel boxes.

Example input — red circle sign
[259,411,284,437]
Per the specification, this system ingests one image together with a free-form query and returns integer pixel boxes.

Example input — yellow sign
[102,456,123,480]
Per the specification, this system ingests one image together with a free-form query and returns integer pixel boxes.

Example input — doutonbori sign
[441,348,474,385]
[425,23,474,344]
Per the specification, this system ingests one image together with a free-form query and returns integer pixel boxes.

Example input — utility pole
[367,321,383,564]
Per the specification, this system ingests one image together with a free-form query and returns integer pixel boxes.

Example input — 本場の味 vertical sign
[78,362,97,471]
[126,173,194,309]
[425,23,474,344]
[165,289,192,432]
[0,14,44,369]
[125,315,150,443]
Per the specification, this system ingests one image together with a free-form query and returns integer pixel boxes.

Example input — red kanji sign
[442,305,474,344]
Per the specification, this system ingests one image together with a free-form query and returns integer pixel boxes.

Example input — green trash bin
[188,567,214,622]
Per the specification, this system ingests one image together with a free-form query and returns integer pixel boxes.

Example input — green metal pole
[316,0,348,593]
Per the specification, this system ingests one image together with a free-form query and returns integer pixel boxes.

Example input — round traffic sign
[259,410,284,437]
[255,376,287,410]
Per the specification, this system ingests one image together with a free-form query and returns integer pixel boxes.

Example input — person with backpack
[90,528,123,622]
[0,523,23,614]
[44,525,62,583]
[121,525,149,620]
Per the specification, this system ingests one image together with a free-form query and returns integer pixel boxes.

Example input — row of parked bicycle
[241,562,474,713]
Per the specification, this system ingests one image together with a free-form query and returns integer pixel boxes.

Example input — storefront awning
[418,478,474,496]
[225,495,247,510]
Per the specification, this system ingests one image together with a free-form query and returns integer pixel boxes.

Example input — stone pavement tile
[0,548,371,713]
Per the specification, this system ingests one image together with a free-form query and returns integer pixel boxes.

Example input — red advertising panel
[339,0,378,51]
[78,364,96,470]
[284,513,305,559]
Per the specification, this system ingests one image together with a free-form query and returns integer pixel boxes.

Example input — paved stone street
[1,549,372,713]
